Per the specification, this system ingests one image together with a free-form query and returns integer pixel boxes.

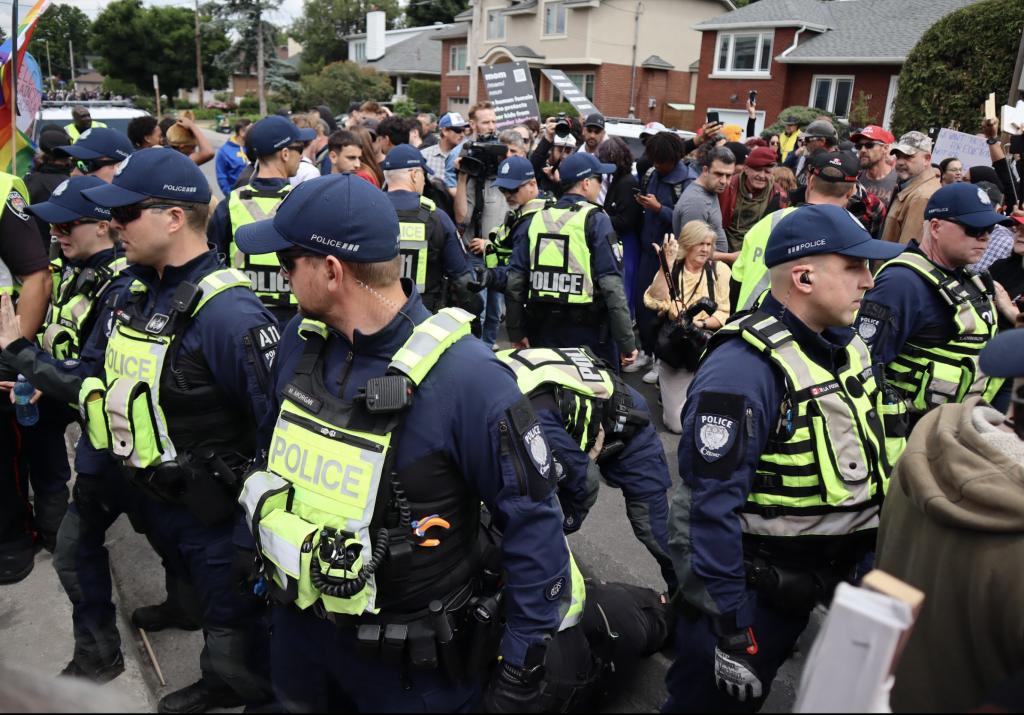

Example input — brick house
[432,0,734,124]
[690,0,985,136]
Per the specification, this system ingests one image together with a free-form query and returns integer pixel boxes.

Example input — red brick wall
[440,39,471,109]
[784,64,901,127]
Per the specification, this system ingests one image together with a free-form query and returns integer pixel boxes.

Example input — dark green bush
[407,79,440,114]
[538,102,579,120]
[760,105,847,140]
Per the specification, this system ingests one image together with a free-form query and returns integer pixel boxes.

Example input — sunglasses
[109,203,194,225]
[51,218,100,236]
[499,182,529,196]
[856,141,881,150]
[942,218,995,238]
[276,249,322,275]
[76,158,123,174]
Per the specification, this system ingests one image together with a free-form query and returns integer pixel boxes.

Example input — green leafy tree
[204,0,295,115]
[299,60,392,114]
[404,0,469,26]
[28,3,90,82]
[88,0,229,101]
[760,105,848,140]
[101,76,140,96]
[890,0,1023,137]
[407,78,440,113]
[291,0,401,75]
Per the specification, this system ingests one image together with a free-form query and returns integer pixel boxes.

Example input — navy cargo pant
[143,498,273,705]
[270,605,482,712]
[662,587,811,713]
[22,402,76,539]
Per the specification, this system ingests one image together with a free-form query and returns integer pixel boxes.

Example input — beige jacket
[876,397,1024,712]
[880,169,940,244]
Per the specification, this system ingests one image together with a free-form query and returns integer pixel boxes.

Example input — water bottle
[13,374,39,426]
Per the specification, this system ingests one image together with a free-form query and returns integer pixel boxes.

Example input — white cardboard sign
[930,128,992,170]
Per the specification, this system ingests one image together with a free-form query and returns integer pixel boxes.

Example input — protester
[597,136,643,313]
[581,113,606,155]
[417,112,438,148]
[970,182,1014,272]
[376,114,410,159]
[326,129,362,175]
[777,115,800,162]
[349,124,384,187]
[164,116,215,166]
[643,221,731,433]
[852,125,897,205]
[288,113,325,186]
[880,131,940,244]
[785,119,838,185]
[765,133,781,159]
[422,111,468,179]
[214,118,251,195]
[672,145,735,251]
[772,165,797,192]
[126,116,162,151]
[719,146,789,258]
[989,217,1024,330]
[940,157,964,186]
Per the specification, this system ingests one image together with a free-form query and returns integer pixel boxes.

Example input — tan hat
[890,131,932,156]
[165,123,196,147]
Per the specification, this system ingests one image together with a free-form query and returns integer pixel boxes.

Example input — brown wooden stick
[138,628,166,686]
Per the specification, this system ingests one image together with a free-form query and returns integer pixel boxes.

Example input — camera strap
[658,245,684,318]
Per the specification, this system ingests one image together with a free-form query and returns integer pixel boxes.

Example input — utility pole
[45,39,53,93]
[628,3,641,119]
[68,39,74,91]
[194,0,204,106]
[256,1,266,116]
[11,0,18,176]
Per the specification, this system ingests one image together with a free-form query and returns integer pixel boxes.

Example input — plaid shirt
[972,224,1015,273]
[420,143,450,178]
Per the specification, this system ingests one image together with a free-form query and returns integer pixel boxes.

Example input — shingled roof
[361,28,445,76]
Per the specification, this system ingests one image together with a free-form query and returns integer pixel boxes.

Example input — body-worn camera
[458,132,508,178]
[554,111,572,139]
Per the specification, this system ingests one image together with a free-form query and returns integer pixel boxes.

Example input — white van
[33,102,151,142]
[604,119,696,163]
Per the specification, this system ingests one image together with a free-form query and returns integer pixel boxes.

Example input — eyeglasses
[856,141,881,151]
[75,158,123,174]
[942,218,995,238]
[499,182,529,196]
[51,219,100,236]
[109,202,194,225]
[277,249,323,275]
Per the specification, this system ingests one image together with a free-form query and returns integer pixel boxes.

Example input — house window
[714,32,773,74]
[352,41,366,62]
[810,75,855,118]
[449,45,467,73]
[487,9,505,40]
[554,72,595,102]
[544,1,566,35]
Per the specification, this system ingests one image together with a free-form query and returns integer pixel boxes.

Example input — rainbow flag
[0,0,52,66]
[0,128,36,177]
[0,0,51,176]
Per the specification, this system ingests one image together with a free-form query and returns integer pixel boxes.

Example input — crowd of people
[0,94,1022,714]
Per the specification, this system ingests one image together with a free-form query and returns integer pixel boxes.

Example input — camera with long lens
[554,112,572,139]
[458,132,509,178]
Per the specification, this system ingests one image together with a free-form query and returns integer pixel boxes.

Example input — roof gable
[360,29,445,75]
[693,0,835,31]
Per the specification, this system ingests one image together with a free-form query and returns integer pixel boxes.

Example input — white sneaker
[622,350,652,373]
[643,362,660,384]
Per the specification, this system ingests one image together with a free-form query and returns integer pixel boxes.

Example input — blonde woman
[643,220,732,433]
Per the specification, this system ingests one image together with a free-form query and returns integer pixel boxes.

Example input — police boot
[157,680,244,714]
[132,601,202,632]
[60,650,125,684]
[0,547,34,584]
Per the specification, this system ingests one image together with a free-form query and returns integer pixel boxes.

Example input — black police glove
[479,660,546,713]
[715,627,763,702]
[467,266,494,293]
[230,547,266,611]
[72,473,116,526]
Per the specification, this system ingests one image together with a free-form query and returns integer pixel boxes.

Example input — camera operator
[454,107,518,346]
[530,114,581,195]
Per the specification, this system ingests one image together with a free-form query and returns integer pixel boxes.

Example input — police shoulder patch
[697,413,739,462]
[523,423,550,478]
[691,391,746,480]
[545,576,566,601]
[249,322,281,374]
[6,192,28,221]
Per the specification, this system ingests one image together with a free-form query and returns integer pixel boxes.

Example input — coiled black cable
[309,528,389,599]
[391,472,411,528]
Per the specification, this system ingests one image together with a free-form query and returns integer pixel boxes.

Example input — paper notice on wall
[480,60,540,129]
[931,128,992,171]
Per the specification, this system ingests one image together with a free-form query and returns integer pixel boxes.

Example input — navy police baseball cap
[558,152,616,186]
[26,176,111,224]
[764,204,906,268]
[381,144,433,175]
[249,115,316,158]
[234,173,400,263]
[82,148,212,206]
[980,329,1024,378]
[56,127,134,161]
[924,182,1014,229]
[492,156,535,190]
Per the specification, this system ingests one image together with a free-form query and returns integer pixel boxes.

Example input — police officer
[380,144,482,316]
[207,114,315,324]
[505,152,638,370]
[64,106,108,143]
[0,172,53,583]
[855,182,1013,428]
[231,173,572,712]
[55,128,133,182]
[496,345,678,591]
[79,149,276,712]
[664,204,906,711]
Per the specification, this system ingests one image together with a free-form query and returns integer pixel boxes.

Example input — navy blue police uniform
[233,173,573,712]
[664,205,906,712]
[207,176,289,257]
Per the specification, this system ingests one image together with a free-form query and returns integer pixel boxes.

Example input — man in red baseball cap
[718,146,790,257]
[851,125,897,206]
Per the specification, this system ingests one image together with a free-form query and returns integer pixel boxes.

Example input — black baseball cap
[810,151,859,182]
[82,148,212,206]
[764,204,907,268]
[584,113,605,130]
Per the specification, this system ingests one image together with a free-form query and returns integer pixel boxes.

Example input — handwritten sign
[931,128,992,171]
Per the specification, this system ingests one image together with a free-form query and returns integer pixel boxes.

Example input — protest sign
[480,60,539,129]
[540,69,597,117]
[931,128,992,171]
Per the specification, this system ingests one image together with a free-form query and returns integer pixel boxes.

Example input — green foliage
[102,76,140,97]
[291,0,402,75]
[203,0,297,95]
[238,95,280,113]
[190,108,227,119]
[538,102,579,120]
[298,60,393,114]
[29,3,90,82]
[403,0,469,26]
[407,78,440,113]
[131,96,155,112]
[88,0,230,99]
[847,91,877,129]
[760,105,848,140]
[392,99,417,117]
[890,0,1024,137]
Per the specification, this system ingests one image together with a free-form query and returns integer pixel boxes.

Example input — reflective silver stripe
[741,508,880,537]
[238,470,290,533]
[42,323,62,354]
[558,591,583,631]
[239,197,284,222]
[259,524,303,577]
[541,208,579,234]
[105,380,136,460]
[741,272,771,311]
[402,331,441,361]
